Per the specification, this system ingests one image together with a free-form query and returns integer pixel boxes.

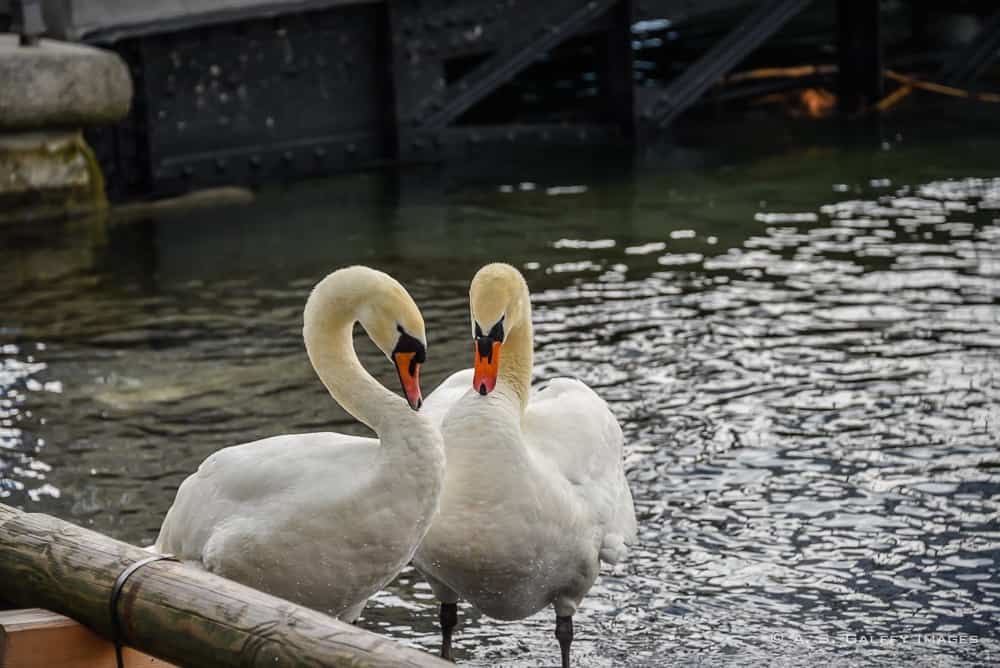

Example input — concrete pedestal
[0,35,132,130]
[0,34,131,221]
[0,131,105,223]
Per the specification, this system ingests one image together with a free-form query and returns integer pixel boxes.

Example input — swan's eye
[488,317,505,342]
[474,316,504,342]
[393,327,426,364]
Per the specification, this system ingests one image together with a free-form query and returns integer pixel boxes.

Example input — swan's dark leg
[555,615,573,668]
[440,602,458,660]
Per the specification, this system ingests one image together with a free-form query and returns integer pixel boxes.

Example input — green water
[2,121,999,666]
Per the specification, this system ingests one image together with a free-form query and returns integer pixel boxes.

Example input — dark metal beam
[837,0,882,115]
[413,0,620,132]
[638,0,812,130]
[938,9,1000,87]
[603,0,635,137]
[441,122,620,143]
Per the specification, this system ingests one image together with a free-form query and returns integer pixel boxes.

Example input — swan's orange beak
[393,351,423,410]
[473,337,501,395]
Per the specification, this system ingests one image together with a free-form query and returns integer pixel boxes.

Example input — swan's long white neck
[496,288,534,416]
[302,274,405,434]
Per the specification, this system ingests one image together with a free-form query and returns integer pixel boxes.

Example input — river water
[2,127,999,666]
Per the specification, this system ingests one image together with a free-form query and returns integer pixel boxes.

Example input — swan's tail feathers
[599,533,629,564]
[602,476,637,565]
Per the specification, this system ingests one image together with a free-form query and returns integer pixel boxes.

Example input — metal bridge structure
[4,0,998,198]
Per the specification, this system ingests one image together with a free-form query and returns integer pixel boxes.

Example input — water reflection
[1,139,999,666]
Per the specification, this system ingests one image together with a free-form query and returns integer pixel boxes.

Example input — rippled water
[2,133,999,666]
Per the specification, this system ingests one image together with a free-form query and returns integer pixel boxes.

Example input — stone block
[0,131,106,222]
[0,34,132,131]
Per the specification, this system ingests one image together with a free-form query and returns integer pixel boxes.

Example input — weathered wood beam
[0,504,446,668]
[0,608,175,668]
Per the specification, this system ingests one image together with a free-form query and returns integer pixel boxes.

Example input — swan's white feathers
[523,378,638,564]
[194,432,375,500]
[524,378,617,486]
[156,430,441,617]
[415,379,634,620]
[422,369,474,428]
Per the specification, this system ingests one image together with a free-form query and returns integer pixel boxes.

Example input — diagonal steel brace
[938,9,1000,87]
[640,0,812,129]
[413,0,620,132]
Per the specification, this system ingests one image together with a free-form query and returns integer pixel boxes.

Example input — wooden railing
[0,504,445,668]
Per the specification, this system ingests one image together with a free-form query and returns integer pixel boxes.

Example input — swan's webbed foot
[440,601,458,661]
[555,615,573,668]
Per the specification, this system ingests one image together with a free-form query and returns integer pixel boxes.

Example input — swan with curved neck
[154,266,445,621]
[417,263,637,667]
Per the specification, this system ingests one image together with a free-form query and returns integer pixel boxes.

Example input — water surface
[2,130,999,666]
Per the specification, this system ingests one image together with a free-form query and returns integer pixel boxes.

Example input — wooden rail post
[0,607,175,667]
[0,504,446,668]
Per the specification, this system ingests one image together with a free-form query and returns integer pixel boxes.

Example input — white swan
[154,266,445,622]
[416,263,637,667]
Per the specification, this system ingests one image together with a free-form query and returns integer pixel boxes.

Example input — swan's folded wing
[523,378,637,561]
[422,369,474,428]
[155,432,380,558]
